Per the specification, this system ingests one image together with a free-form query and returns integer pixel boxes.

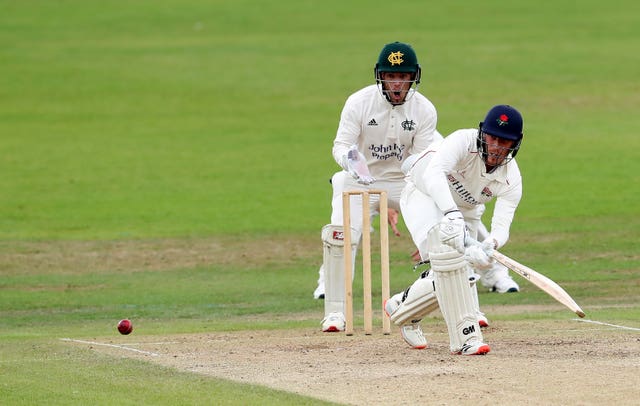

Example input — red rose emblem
[500,114,508,122]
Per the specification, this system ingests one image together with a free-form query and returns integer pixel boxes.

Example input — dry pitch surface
[70,314,640,405]
[13,238,639,405]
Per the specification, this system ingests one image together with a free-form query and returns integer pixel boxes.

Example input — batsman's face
[380,72,413,104]
[484,133,515,167]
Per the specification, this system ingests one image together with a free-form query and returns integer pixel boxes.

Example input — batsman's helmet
[477,105,524,169]
[374,41,421,84]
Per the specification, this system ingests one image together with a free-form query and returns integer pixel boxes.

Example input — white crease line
[60,338,160,356]
[128,341,178,345]
[572,319,640,332]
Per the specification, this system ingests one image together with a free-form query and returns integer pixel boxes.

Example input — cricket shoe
[313,282,325,300]
[313,267,325,299]
[477,312,489,328]
[457,340,491,356]
[400,323,428,349]
[384,295,427,349]
[492,275,520,293]
[480,264,519,293]
[321,312,345,332]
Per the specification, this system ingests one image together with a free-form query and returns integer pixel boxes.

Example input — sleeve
[488,169,522,249]
[332,96,361,170]
[414,131,469,212]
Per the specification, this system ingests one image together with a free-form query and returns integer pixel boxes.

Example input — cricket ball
[117,319,133,335]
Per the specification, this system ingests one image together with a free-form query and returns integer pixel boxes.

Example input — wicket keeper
[316,41,442,332]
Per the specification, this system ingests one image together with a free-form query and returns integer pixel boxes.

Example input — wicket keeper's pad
[322,224,358,316]
[428,227,483,353]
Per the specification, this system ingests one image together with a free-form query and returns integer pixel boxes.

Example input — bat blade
[492,251,585,318]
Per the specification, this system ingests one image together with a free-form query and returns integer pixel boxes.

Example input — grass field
[1,1,639,404]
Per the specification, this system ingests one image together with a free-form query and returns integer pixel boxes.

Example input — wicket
[342,190,391,336]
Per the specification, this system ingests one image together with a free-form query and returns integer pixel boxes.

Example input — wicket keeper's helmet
[477,105,524,169]
[374,41,421,84]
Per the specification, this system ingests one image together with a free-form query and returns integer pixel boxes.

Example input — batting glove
[438,209,466,254]
[465,245,493,270]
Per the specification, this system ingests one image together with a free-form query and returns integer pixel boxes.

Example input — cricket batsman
[385,105,525,355]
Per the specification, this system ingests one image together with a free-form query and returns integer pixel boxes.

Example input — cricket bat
[492,251,586,318]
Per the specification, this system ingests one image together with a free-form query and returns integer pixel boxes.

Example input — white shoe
[477,312,489,328]
[313,267,325,299]
[321,312,345,332]
[480,263,519,293]
[400,323,428,349]
[384,295,427,349]
[457,340,490,355]
[313,282,325,299]
[493,275,520,293]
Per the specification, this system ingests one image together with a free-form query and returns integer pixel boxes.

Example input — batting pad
[322,224,358,316]
[390,272,439,326]
[431,247,483,353]
[468,268,482,317]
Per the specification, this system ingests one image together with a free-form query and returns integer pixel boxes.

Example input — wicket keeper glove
[438,209,466,254]
[344,145,375,185]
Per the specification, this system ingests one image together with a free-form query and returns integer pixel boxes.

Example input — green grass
[1,0,639,404]
[1,340,335,406]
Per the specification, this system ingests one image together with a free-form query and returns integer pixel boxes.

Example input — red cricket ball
[117,319,133,335]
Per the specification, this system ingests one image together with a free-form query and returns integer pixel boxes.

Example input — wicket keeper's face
[380,72,413,105]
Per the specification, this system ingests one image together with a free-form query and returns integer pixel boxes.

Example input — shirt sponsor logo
[447,174,481,205]
[367,118,378,126]
[369,144,405,161]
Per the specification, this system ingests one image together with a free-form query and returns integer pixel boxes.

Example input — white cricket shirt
[411,128,523,248]
[332,84,440,181]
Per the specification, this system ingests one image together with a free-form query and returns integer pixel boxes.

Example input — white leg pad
[467,267,482,316]
[429,240,483,353]
[322,224,358,316]
[389,271,439,326]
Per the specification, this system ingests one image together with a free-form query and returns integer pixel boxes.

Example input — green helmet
[374,41,421,84]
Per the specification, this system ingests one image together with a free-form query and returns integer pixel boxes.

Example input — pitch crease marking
[60,338,160,356]
[573,319,640,332]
